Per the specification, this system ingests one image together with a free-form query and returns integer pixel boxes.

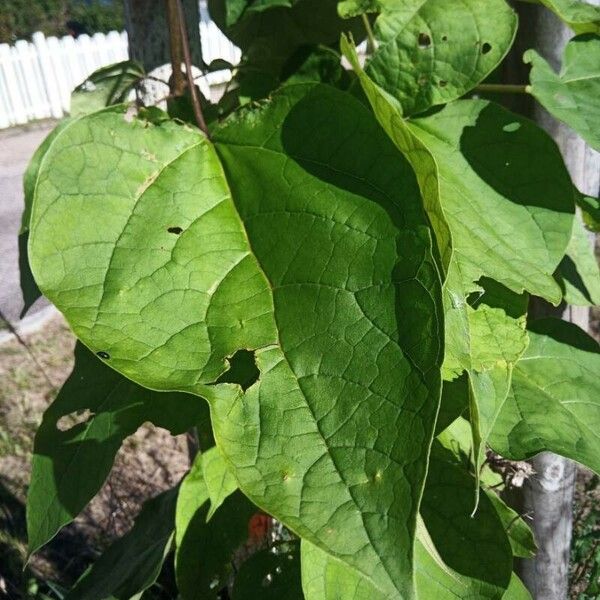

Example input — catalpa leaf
[301,536,508,600]
[341,36,452,273]
[555,217,600,306]
[526,34,600,152]
[485,491,536,559]
[338,0,378,18]
[503,575,533,600]
[359,0,517,115]
[489,318,600,475]
[71,60,144,118]
[301,445,513,599]
[201,445,238,520]
[27,343,206,555]
[436,414,536,561]
[20,120,73,316]
[420,443,513,595]
[175,449,257,599]
[208,0,362,97]
[29,84,443,597]
[408,100,574,303]
[232,544,303,599]
[65,487,177,600]
[342,36,574,304]
[342,38,570,501]
[537,0,600,34]
[576,193,600,232]
[219,0,297,27]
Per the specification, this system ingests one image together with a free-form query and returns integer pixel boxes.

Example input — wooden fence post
[32,32,64,119]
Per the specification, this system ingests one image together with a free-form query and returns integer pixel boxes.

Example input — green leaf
[537,0,600,34]
[436,413,536,561]
[209,0,362,98]
[232,544,303,599]
[65,487,177,600]
[20,113,136,319]
[175,449,258,600]
[526,34,600,152]
[344,36,572,503]
[408,100,574,303]
[503,574,532,600]
[18,231,42,318]
[436,373,469,435]
[71,60,144,118]
[281,46,347,87]
[342,36,575,303]
[301,539,389,599]
[201,446,238,520]
[219,0,298,27]
[29,85,443,597]
[301,445,514,599]
[555,217,600,306]
[485,491,536,559]
[489,318,600,475]
[577,193,600,232]
[361,0,517,115]
[27,342,206,555]
[420,443,513,595]
[338,0,378,18]
[341,36,452,272]
[22,120,72,234]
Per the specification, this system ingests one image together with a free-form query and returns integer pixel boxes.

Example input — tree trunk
[123,0,202,71]
[509,3,600,598]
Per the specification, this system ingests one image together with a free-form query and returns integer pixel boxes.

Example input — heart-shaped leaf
[527,34,600,152]
[29,84,443,597]
[555,217,600,306]
[301,443,514,599]
[490,318,600,475]
[537,0,600,34]
[27,342,206,555]
[354,0,518,115]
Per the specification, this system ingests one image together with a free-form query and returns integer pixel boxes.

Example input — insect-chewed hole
[418,32,431,48]
[57,408,95,432]
[482,42,492,54]
[167,226,183,235]
[439,80,447,87]
[216,349,259,391]
[96,351,110,360]
[441,34,448,41]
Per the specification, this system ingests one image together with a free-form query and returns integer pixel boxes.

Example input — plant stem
[175,0,209,136]
[186,426,200,463]
[362,14,376,54]
[165,0,185,97]
[474,83,531,94]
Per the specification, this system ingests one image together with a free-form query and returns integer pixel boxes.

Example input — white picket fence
[0,21,240,129]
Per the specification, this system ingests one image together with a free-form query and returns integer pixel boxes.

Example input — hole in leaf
[439,80,447,87]
[57,409,95,432]
[441,34,448,41]
[167,226,183,234]
[216,349,259,391]
[96,351,110,359]
[418,32,431,48]
[482,42,492,54]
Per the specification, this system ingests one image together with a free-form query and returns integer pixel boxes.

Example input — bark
[123,0,202,72]
[507,3,600,598]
